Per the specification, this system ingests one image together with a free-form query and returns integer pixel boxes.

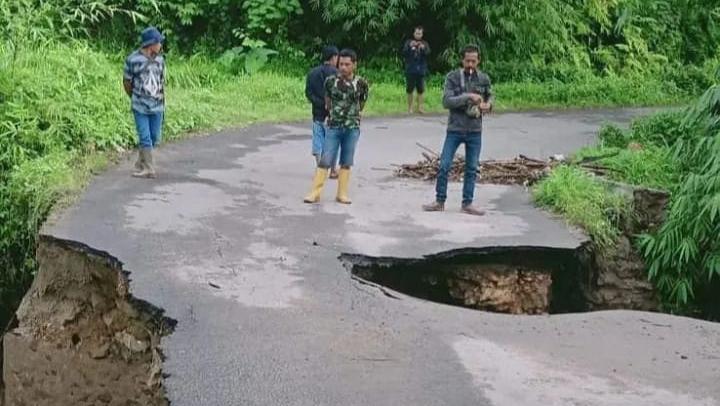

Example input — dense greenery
[2,0,720,325]
[534,84,720,319]
[639,86,720,318]
[92,0,720,82]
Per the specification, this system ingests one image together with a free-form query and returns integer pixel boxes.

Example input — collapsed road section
[2,235,176,406]
[343,246,588,315]
[343,238,659,316]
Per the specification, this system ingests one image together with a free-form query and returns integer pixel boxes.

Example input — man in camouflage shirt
[304,48,369,205]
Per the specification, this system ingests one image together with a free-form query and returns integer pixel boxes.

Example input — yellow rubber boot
[336,168,352,204]
[303,168,329,203]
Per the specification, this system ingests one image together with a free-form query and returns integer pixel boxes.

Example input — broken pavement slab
[38,110,720,405]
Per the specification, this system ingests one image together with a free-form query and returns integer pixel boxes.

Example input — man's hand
[468,93,483,104]
[123,79,133,97]
[479,102,492,114]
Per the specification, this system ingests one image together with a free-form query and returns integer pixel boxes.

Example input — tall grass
[532,166,628,248]
[573,145,680,191]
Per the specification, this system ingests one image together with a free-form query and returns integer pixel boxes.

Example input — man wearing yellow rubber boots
[304,48,369,205]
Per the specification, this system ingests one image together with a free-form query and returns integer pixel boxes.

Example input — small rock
[90,342,111,359]
[115,331,149,354]
[97,391,113,403]
[116,300,140,319]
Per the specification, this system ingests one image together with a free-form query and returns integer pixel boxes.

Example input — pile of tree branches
[394,143,619,186]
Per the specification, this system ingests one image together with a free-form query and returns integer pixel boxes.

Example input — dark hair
[414,25,424,31]
[461,44,480,58]
[321,45,339,62]
[339,48,357,62]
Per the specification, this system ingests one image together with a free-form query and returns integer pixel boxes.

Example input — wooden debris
[395,145,617,185]
[395,146,559,185]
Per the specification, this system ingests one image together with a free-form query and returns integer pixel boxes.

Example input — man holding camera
[402,26,430,114]
[423,45,492,216]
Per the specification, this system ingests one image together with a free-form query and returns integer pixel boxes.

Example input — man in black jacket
[402,26,430,114]
[423,45,493,216]
[306,46,339,177]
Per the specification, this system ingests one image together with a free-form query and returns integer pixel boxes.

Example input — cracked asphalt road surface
[46,110,720,406]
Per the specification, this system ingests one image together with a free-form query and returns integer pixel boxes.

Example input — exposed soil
[2,235,176,406]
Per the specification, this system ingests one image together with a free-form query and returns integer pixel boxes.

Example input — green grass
[533,165,629,247]
[572,145,680,191]
[0,39,706,326]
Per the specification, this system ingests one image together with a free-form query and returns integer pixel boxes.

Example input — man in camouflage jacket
[304,48,369,205]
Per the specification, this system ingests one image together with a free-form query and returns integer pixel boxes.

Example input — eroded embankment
[2,235,176,406]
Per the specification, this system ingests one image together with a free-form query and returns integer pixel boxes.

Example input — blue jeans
[311,121,326,156]
[133,110,164,149]
[435,131,482,205]
[312,121,340,168]
[320,127,360,168]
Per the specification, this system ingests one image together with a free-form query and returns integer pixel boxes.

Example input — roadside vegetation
[534,88,720,319]
[2,0,720,325]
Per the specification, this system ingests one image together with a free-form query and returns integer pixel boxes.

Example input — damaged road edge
[340,245,591,315]
[2,234,177,406]
[342,241,659,315]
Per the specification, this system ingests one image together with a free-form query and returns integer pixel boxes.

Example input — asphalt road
[45,110,720,406]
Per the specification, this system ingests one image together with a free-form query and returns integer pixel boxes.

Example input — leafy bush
[306,0,720,82]
[628,111,689,147]
[639,84,720,318]
[598,124,628,148]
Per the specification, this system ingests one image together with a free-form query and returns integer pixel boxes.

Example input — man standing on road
[403,26,430,114]
[423,45,493,216]
[123,26,165,179]
[304,49,369,205]
[306,46,340,178]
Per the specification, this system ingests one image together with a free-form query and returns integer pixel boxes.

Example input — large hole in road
[342,246,591,315]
